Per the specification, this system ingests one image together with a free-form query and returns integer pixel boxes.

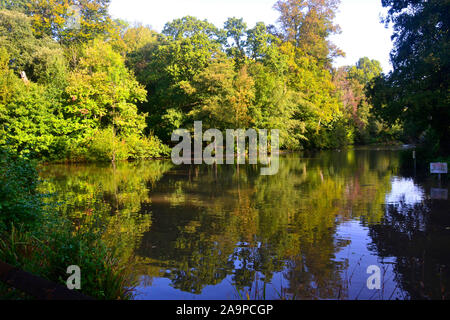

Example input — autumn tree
[274,0,342,65]
[334,58,389,144]
[122,24,159,53]
[2,0,116,44]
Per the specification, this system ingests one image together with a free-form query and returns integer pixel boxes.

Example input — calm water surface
[38,148,450,300]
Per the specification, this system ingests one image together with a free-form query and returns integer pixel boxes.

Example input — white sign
[430,163,448,174]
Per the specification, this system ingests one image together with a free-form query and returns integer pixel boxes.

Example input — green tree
[65,39,148,160]
[0,10,67,85]
[224,17,247,68]
[0,0,29,11]
[370,0,450,154]
[274,0,343,66]
[246,22,277,62]
[7,0,116,44]
[0,47,73,159]
[128,17,225,141]
[122,24,159,53]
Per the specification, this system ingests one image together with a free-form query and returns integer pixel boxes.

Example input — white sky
[109,0,393,72]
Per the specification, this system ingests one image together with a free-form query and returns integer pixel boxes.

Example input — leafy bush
[85,128,129,162]
[0,147,137,299]
[80,128,170,162]
[328,119,355,149]
[0,148,43,232]
[306,119,354,150]
[125,134,170,159]
[0,221,135,300]
[40,218,136,300]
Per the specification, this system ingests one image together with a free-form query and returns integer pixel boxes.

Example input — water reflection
[386,178,425,206]
[369,191,450,299]
[38,148,449,300]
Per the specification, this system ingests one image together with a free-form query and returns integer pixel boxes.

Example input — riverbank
[0,148,136,300]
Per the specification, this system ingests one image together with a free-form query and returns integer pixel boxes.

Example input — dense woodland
[0,0,409,163]
[0,0,448,299]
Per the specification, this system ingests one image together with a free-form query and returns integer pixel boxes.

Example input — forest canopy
[1,0,446,162]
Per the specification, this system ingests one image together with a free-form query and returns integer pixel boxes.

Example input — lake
[38,147,450,300]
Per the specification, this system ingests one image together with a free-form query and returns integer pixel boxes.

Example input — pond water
[38,147,450,300]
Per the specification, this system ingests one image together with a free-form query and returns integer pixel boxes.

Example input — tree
[272,0,347,148]
[0,48,72,158]
[8,0,116,44]
[246,22,273,61]
[65,39,150,161]
[162,16,222,42]
[187,55,237,129]
[299,0,343,64]
[224,17,247,68]
[274,0,308,44]
[274,0,343,66]
[182,56,256,131]
[0,10,67,84]
[277,39,344,149]
[348,57,382,84]
[66,39,147,138]
[0,15,72,158]
[334,58,391,144]
[128,17,225,141]
[370,0,450,153]
[122,24,158,53]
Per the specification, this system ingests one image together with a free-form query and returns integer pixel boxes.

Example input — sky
[109,0,394,72]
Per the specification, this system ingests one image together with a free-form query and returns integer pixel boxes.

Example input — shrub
[0,148,44,232]
[77,129,170,162]
[0,147,136,299]
[85,128,129,162]
[125,134,170,159]
[0,221,136,300]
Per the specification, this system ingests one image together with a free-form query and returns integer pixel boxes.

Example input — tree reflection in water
[369,178,450,300]
[38,148,450,300]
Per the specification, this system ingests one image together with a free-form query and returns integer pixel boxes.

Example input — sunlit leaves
[66,39,147,136]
